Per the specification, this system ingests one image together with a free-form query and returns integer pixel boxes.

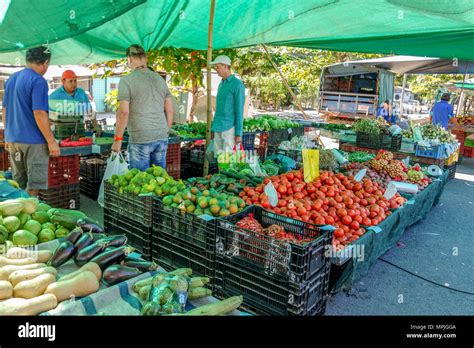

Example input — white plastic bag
[98,152,129,207]
[264,182,278,208]
[205,140,217,162]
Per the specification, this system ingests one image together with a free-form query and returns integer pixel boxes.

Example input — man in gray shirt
[112,44,174,171]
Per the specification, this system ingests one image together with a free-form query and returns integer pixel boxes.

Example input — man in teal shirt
[210,55,245,155]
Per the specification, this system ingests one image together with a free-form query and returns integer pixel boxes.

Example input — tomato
[355,228,365,236]
[326,189,335,197]
[245,199,252,205]
[301,215,310,222]
[334,228,344,238]
[363,217,372,226]
[364,185,374,194]
[315,216,326,225]
[273,208,282,214]
[338,236,347,243]
[261,200,271,209]
[304,203,312,212]
[287,188,294,195]
[367,197,377,205]
[369,211,378,218]
[312,202,322,211]
[342,225,350,233]
[277,185,287,194]
[359,199,368,206]
[337,208,347,218]
[310,212,320,220]
[286,172,294,181]
[353,183,362,191]
[263,178,271,184]
[297,207,307,216]
[350,221,360,230]
[255,185,264,193]
[371,218,379,225]
[278,199,287,208]
[294,192,304,200]
[325,216,335,225]
[320,186,328,193]
[342,215,353,225]
[347,209,356,218]
[353,215,363,224]
[294,171,303,180]
[306,184,316,194]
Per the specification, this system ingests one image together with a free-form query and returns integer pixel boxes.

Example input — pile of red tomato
[239,169,406,251]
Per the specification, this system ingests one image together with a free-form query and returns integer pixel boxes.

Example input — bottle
[92,133,96,145]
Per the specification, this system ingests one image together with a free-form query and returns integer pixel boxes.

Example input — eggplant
[74,232,94,253]
[102,265,142,286]
[91,245,134,271]
[76,218,104,233]
[74,240,108,267]
[48,241,76,268]
[96,235,128,248]
[121,258,159,272]
[64,228,83,244]
[92,233,108,242]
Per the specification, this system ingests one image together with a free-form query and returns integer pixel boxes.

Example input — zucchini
[51,214,80,230]
[184,296,243,315]
[47,209,88,219]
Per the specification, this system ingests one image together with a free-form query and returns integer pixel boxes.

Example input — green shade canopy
[0,0,473,65]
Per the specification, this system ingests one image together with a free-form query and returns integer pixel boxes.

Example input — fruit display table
[330,169,449,293]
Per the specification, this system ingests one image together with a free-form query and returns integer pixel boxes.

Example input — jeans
[128,140,168,172]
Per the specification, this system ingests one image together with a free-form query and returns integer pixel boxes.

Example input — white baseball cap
[210,55,231,66]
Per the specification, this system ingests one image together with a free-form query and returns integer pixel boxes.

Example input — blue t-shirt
[431,100,453,129]
[2,68,49,144]
[49,86,91,114]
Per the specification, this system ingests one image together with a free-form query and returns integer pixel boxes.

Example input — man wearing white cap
[210,55,245,155]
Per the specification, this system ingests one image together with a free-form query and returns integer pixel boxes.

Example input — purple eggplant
[74,232,94,253]
[92,233,108,242]
[64,228,83,244]
[91,246,134,271]
[102,265,142,286]
[96,235,128,248]
[74,240,109,267]
[121,258,159,272]
[48,241,76,268]
[76,218,104,233]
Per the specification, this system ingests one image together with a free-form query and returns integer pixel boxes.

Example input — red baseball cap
[62,70,77,80]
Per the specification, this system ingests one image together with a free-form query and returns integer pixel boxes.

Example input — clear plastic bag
[98,152,128,207]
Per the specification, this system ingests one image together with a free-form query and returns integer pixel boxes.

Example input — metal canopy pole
[400,73,407,115]
[203,0,216,176]
[456,71,469,117]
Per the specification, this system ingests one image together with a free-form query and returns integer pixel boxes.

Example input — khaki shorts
[214,127,235,154]
[8,143,49,190]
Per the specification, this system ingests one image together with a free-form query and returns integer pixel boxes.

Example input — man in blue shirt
[430,93,457,129]
[209,55,245,157]
[376,100,396,124]
[1,46,60,196]
[49,70,91,114]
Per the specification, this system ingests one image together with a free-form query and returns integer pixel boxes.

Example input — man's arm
[234,83,245,142]
[111,101,129,153]
[164,97,174,129]
[2,107,7,151]
[34,110,60,157]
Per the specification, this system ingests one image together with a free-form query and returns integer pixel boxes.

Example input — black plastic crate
[215,205,334,285]
[80,177,101,200]
[152,199,216,250]
[268,129,291,147]
[104,181,154,227]
[381,134,402,150]
[39,183,80,209]
[104,209,152,260]
[242,133,256,151]
[356,132,382,148]
[445,163,457,181]
[152,232,215,284]
[51,121,85,139]
[80,157,107,182]
[289,126,304,139]
[356,132,402,151]
[215,259,330,316]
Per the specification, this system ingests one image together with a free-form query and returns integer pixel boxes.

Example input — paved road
[326,158,474,315]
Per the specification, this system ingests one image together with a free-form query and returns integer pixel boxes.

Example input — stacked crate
[166,143,181,179]
[79,156,107,199]
[103,182,153,259]
[214,205,333,316]
[39,155,81,209]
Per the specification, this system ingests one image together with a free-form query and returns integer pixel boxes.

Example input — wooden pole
[203,0,216,176]
[262,45,309,120]
[456,71,469,117]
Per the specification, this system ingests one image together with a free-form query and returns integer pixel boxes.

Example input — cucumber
[50,214,80,231]
[47,208,88,219]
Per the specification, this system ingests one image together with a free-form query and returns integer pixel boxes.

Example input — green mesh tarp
[0,0,145,53]
[330,170,449,293]
[1,0,474,64]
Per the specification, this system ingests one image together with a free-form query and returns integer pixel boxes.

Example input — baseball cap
[62,70,77,80]
[126,44,146,57]
[210,55,231,66]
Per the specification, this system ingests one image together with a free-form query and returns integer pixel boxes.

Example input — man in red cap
[49,69,97,129]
